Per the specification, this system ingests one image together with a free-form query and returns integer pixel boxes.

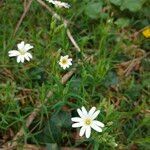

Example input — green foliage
[37,110,71,144]
[0,0,149,149]
[115,18,130,28]
[110,0,147,12]
[84,1,103,19]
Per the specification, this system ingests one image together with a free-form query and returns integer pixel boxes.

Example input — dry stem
[13,0,33,36]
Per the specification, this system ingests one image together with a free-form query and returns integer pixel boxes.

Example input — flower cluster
[7,1,105,139]
[8,41,104,138]
[8,41,72,70]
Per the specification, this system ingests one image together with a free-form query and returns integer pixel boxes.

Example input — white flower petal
[79,126,86,137]
[17,41,25,50]
[47,0,55,4]
[26,52,32,59]
[64,55,69,59]
[85,126,91,138]
[91,123,102,132]
[68,61,72,64]
[62,65,67,70]
[81,106,88,116]
[68,58,72,61]
[24,53,30,61]
[60,2,70,8]
[17,55,21,63]
[8,50,20,57]
[24,44,33,51]
[48,0,70,8]
[60,56,64,61]
[93,120,104,128]
[91,110,100,119]
[88,107,96,116]
[68,61,72,65]
[77,108,85,118]
[71,117,82,122]
[72,122,83,128]
[20,55,25,63]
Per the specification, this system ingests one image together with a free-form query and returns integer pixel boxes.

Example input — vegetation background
[0,0,149,149]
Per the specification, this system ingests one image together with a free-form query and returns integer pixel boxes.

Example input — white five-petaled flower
[8,41,33,63]
[59,55,72,70]
[46,0,70,8]
[71,107,105,138]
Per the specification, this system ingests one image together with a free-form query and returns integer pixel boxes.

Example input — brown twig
[66,29,81,52]
[61,68,76,84]
[3,68,76,149]
[36,0,81,52]
[23,144,46,150]
[13,0,33,36]
[116,52,150,76]
[124,58,141,76]
[124,52,150,76]
[23,0,27,10]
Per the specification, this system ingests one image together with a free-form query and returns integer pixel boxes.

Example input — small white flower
[59,55,72,70]
[46,0,70,8]
[8,41,33,63]
[71,106,105,138]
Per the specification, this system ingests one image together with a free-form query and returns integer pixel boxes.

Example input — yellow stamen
[85,118,91,125]
[62,59,67,64]
[19,50,25,55]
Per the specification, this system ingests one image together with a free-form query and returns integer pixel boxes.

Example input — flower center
[62,59,67,64]
[19,50,25,55]
[85,118,92,125]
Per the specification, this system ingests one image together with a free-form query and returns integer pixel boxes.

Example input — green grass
[0,0,150,149]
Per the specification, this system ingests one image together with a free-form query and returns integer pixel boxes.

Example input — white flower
[46,0,70,8]
[71,106,105,138]
[59,55,72,70]
[8,41,33,63]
